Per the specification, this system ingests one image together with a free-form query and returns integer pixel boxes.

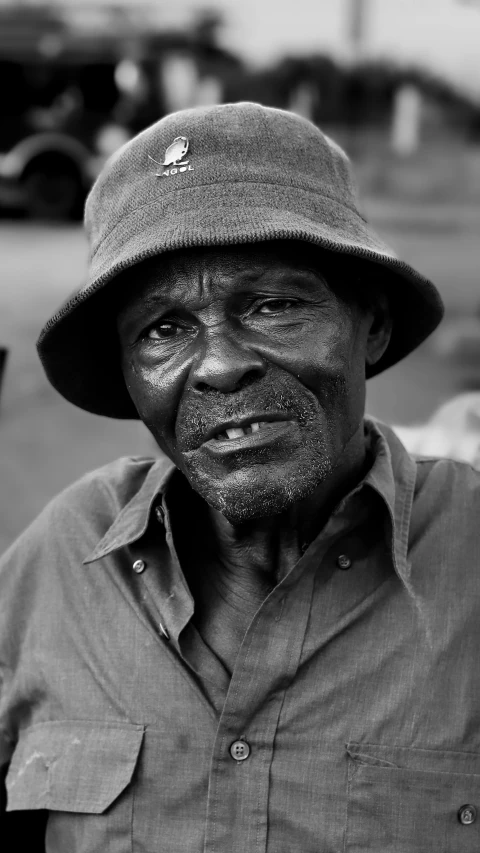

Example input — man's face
[117,243,387,522]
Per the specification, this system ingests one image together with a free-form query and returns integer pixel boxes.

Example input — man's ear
[365,292,392,368]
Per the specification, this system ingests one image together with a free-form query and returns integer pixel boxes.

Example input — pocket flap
[6,720,144,813]
[346,742,480,775]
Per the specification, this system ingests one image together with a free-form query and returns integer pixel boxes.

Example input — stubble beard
[173,369,346,523]
[181,432,336,523]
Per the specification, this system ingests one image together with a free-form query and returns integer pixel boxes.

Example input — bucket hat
[37,101,444,419]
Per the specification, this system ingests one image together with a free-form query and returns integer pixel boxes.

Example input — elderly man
[1,103,480,853]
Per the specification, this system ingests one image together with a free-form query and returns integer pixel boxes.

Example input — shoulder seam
[415,456,480,474]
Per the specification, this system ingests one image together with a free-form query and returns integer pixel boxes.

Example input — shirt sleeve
[0,518,46,828]
[0,472,101,793]
[0,685,47,850]
[0,493,85,852]
[0,728,13,811]
[0,456,153,849]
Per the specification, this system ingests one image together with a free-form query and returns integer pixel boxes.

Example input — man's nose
[190,329,267,393]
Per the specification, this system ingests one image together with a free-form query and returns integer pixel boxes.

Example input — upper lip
[202,413,293,444]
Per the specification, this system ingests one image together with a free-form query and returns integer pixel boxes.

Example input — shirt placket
[203,564,317,853]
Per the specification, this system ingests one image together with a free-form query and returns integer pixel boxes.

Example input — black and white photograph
[1,1,480,851]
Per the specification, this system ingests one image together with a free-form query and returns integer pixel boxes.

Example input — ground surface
[1,202,480,551]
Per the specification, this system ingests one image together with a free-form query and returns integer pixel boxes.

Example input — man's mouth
[200,414,292,443]
[213,421,277,440]
[197,415,297,454]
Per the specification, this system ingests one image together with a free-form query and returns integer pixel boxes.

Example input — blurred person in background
[393,391,480,468]
[1,103,480,853]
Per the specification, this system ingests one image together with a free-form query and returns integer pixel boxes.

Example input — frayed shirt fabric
[1,418,480,853]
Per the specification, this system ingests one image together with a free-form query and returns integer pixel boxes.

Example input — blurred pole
[347,0,368,61]
[346,0,369,158]
[161,55,222,113]
[391,84,422,156]
[289,82,316,121]
[161,55,199,113]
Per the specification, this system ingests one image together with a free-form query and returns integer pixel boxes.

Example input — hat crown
[37,102,444,418]
[85,102,358,261]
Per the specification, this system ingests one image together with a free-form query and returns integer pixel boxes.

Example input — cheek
[325,317,368,418]
[280,317,361,389]
[122,359,180,444]
[294,317,367,425]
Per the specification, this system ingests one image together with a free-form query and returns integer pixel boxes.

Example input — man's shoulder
[33,454,164,524]
[0,455,169,567]
[412,452,480,523]
[373,417,480,525]
[53,455,163,514]
[414,452,480,490]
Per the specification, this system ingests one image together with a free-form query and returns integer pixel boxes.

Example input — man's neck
[206,423,369,583]
[172,423,370,672]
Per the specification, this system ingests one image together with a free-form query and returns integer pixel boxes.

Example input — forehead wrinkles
[136,251,275,310]
[119,241,337,319]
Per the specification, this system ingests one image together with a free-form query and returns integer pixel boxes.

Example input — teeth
[226,427,247,439]
[214,422,272,440]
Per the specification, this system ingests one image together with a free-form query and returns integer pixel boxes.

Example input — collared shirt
[2,418,480,853]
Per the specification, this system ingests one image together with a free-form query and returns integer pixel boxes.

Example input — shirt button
[337,554,352,570]
[159,622,170,640]
[132,559,146,573]
[229,740,251,761]
[458,804,477,825]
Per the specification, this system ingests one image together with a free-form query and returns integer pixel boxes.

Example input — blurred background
[1,0,480,550]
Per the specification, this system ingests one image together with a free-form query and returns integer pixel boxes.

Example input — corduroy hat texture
[37,101,444,419]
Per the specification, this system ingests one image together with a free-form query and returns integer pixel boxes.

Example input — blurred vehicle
[0,5,240,220]
[0,15,132,219]
[0,2,128,220]
[0,120,123,221]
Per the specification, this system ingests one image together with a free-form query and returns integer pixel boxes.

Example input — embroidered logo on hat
[164,136,189,166]
[148,136,194,178]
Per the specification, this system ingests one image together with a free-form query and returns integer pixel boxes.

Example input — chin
[182,457,335,524]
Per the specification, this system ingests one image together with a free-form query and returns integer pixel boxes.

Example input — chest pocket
[6,720,144,853]
[345,743,480,853]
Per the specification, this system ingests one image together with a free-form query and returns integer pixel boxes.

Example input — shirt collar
[83,457,175,564]
[362,417,417,586]
[84,418,417,588]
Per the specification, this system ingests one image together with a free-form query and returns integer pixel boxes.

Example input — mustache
[175,371,344,451]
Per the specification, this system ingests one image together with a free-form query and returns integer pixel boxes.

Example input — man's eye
[257,299,294,315]
[147,322,183,340]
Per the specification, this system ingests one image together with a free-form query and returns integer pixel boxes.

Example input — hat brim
[37,184,444,419]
